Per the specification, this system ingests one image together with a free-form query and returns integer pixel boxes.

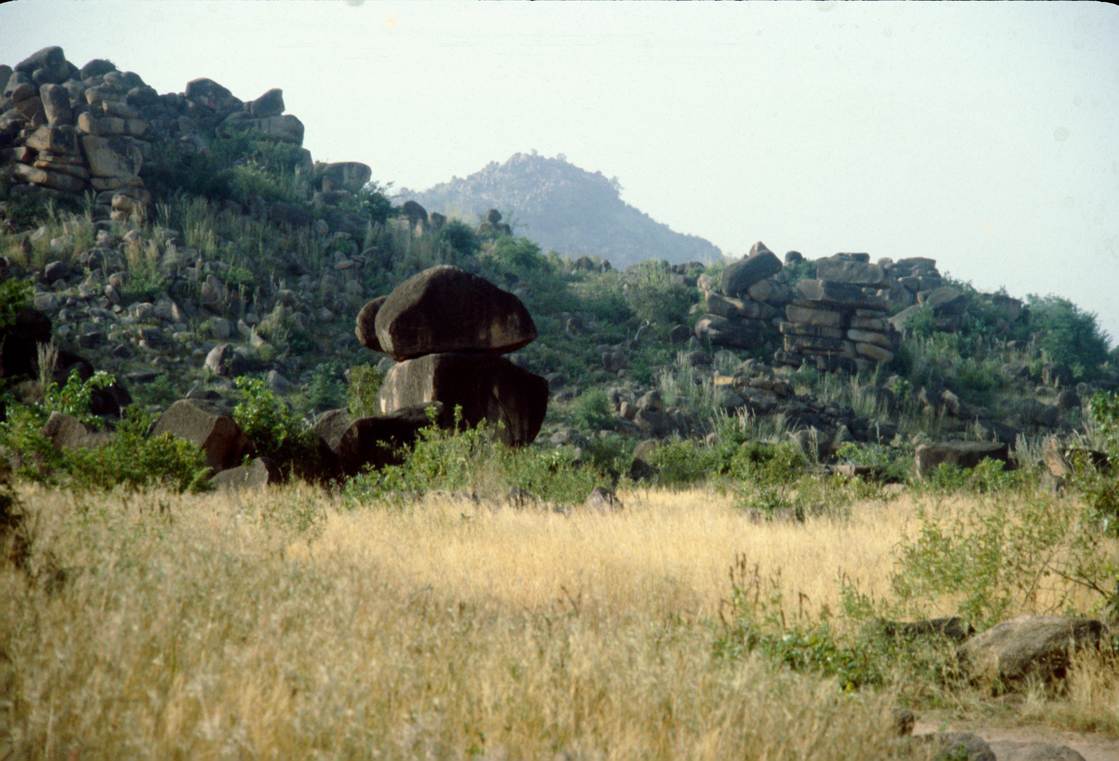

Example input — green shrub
[343,412,603,508]
[436,220,480,262]
[891,492,1115,628]
[0,402,209,493]
[0,278,33,329]
[714,555,887,692]
[43,369,115,428]
[918,459,1030,496]
[1027,295,1111,380]
[623,260,694,327]
[570,388,615,433]
[1090,391,1119,457]
[346,364,384,418]
[835,442,912,483]
[233,376,314,468]
[62,408,211,493]
[304,362,345,413]
[497,446,599,506]
[648,439,717,489]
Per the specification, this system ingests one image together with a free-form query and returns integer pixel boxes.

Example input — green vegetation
[1,372,209,493]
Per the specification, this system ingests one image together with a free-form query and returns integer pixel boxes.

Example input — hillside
[3,43,1119,761]
[397,152,722,269]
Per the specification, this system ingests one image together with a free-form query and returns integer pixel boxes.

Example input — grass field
[1,485,1116,760]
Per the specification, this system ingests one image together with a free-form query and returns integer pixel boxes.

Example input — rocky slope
[397,152,722,269]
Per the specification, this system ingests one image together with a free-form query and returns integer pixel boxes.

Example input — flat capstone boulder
[374,265,537,360]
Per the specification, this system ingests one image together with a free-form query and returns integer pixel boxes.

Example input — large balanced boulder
[378,353,548,446]
[319,161,372,193]
[374,266,537,360]
[914,441,1009,478]
[958,615,1107,689]
[720,242,782,297]
[152,400,250,471]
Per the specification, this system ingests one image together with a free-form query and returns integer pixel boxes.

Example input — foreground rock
[378,353,548,446]
[914,441,1010,478]
[313,405,437,477]
[152,399,250,471]
[41,412,111,450]
[925,732,995,761]
[987,742,1086,761]
[958,615,1107,689]
[371,265,537,360]
[211,458,281,491]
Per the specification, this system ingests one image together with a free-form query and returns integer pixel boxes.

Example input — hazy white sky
[2,1,1117,344]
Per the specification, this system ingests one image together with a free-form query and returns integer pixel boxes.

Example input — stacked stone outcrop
[694,241,790,349]
[1,46,333,225]
[778,253,901,372]
[357,265,549,446]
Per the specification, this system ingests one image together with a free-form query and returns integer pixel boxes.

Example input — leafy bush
[343,413,603,508]
[346,364,384,418]
[1090,391,1119,457]
[891,492,1116,628]
[570,388,615,433]
[0,278,33,329]
[0,400,208,493]
[648,439,718,489]
[1027,295,1111,380]
[835,442,912,483]
[303,362,345,413]
[917,459,1031,496]
[43,369,115,428]
[62,408,211,493]
[623,260,694,327]
[436,220,480,261]
[714,555,887,692]
[233,376,314,468]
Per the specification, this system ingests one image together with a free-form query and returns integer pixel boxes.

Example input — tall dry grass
[0,485,1113,759]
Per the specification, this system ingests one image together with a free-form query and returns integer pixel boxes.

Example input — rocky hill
[1,45,1118,494]
[397,152,722,269]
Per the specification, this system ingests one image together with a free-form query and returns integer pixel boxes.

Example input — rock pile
[693,245,961,371]
[694,241,789,349]
[2,46,153,219]
[778,253,901,371]
[357,265,549,446]
[1,45,352,226]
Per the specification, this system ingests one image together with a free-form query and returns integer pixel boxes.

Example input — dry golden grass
[0,484,1114,759]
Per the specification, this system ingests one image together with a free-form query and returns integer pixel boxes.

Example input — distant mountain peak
[397,153,722,269]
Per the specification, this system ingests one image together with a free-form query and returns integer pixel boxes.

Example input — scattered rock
[211,457,282,491]
[583,486,622,512]
[958,615,1107,689]
[151,399,250,471]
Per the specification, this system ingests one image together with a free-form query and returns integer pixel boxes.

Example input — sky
[2,1,1117,344]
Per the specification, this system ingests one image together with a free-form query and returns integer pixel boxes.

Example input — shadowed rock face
[354,296,387,352]
[151,399,250,471]
[378,353,548,446]
[312,405,438,478]
[373,265,537,360]
[721,243,782,297]
[958,615,1107,689]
